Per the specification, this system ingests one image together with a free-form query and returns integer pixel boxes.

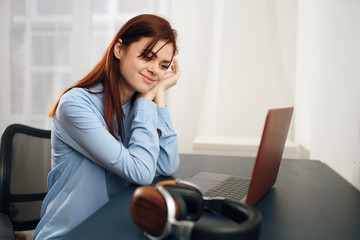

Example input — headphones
[130,179,262,240]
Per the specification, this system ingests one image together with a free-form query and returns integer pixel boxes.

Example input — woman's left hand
[159,58,181,91]
[154,59,181,108]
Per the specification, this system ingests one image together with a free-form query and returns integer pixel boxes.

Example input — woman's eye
[160,64,170,70]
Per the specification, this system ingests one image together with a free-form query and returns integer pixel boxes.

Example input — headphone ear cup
[164,185,204,221]
[166,191,188,220]
[130,186,178,237]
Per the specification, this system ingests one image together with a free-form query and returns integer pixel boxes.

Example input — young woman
[33,14,180,239]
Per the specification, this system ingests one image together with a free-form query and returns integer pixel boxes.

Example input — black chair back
[0,124,51,231]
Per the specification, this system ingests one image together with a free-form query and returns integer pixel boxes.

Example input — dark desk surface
[63,154,360,240]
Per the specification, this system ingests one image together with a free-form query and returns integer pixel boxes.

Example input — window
[8,0,169,126]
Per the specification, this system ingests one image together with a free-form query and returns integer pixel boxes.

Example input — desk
[63,154,360,240]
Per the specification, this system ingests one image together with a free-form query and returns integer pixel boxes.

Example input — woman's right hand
[137,80,161,101]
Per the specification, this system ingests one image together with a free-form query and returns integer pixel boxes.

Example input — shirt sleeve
[156,106,180,176]
[56,93,160,185]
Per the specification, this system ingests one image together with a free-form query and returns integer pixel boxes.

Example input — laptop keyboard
[203,176,251,202]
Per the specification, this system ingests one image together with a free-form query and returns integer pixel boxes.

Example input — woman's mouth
[140,73,155,84]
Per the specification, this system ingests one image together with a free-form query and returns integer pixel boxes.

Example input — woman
[33,14,180,239]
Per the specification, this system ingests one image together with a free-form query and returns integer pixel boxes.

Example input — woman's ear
[113,39,123,60]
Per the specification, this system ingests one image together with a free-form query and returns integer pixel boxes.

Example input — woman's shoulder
[57,85,105,119]
[62,83,104,102]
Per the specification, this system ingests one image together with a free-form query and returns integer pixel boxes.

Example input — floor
[15,230,34,240]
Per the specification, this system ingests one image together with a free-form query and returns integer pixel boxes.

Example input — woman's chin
[136,86,153,94]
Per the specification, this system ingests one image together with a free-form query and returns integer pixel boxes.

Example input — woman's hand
[137,80,161,101]
[154,59,181,108]
[160,58,181,91]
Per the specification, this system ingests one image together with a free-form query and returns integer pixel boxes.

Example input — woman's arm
[56,92,160,185]
[153,59,181,175]
[154,58,181,108]
[156,107,179,176]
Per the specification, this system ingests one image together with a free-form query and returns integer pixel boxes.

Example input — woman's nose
[147,61,158,75]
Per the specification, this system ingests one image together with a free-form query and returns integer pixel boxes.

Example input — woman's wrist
[154,88,166,108]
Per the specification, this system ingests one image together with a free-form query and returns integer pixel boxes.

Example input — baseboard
[192,135,300,159]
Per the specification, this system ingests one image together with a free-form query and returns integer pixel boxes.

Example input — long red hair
[49,14,178,140]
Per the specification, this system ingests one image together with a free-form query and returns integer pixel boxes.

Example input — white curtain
[168,0,297,153]
[0,0,169,133]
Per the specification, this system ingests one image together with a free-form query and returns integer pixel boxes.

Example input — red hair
[49,14,178,140]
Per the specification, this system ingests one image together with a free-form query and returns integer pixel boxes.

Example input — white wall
[169,0,360,190]
[295,0,360,189]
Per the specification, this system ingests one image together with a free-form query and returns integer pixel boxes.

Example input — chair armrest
[0,213,15,240]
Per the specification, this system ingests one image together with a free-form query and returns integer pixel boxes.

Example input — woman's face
[114,37,174,101]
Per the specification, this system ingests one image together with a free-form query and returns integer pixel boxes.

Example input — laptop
[186,107,294,206]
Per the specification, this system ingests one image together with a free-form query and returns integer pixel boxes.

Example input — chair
[0,124,51,239]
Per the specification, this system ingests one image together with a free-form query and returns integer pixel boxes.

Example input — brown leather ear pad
[130,186,179,237]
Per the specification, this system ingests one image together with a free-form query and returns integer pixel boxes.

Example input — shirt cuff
[157,106,174,137]
[157,106,171,123]
[134,97,157,117]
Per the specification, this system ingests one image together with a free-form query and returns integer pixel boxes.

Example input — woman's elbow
[131,168,156,185]
[160,167,177,177]
[157,155,180,176]
[136,175,154,185]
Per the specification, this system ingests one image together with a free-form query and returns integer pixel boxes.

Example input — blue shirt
[33,83,179,239]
